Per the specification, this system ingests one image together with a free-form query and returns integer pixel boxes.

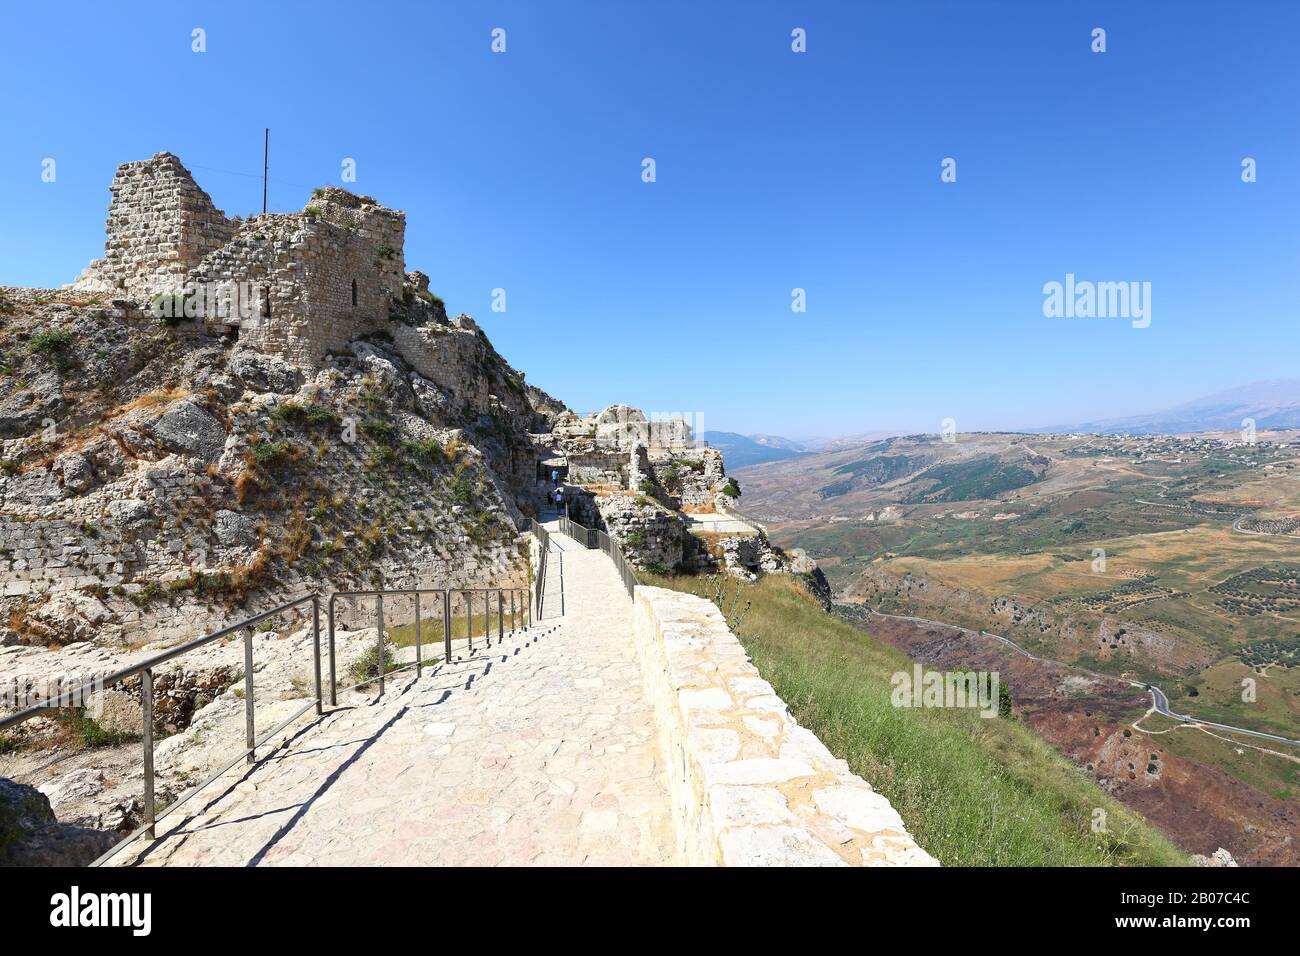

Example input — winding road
[860,608,1300,748]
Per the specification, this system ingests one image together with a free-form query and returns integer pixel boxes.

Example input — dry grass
[103,387,189,421]
[646,572,1189,867]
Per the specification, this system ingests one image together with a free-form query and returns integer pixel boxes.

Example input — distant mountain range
[1031,379,1300,436]
[716,380,1300,465]
[703,432,809,468]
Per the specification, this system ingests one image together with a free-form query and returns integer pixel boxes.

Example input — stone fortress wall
[73,153,235,301]
[73,153,408,370]
[633,586,937,865]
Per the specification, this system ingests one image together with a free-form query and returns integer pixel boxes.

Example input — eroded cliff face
[0,286,560,649]
[0,153,572,653]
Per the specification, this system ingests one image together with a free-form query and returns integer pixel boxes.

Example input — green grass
[646,572,1189,867]
[384,607,520,648]
[53,709,140,749]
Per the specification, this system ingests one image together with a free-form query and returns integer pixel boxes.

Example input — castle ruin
[73,152,408,368]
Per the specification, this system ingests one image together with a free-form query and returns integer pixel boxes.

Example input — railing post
[327,597,338,707]
[510,590,517,633]
[376,593,385,695]
[483,592,490,648]
[414,591,423,679]
[141,667,155,840]
[243,627,255,764]
[442,590,452,663]
[466,591,473,653]
[311,596,323,716]
[497,589,504,640]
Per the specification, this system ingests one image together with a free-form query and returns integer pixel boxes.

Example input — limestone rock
[1191,847,1239,867]
[54,451,95,493]
[28,590,116,645]
[228,349,304,394]
[0,776,116,867]
[148,400,225,462]
[212,509,258,553]
[38,768,106,812]
[350,340,415,409]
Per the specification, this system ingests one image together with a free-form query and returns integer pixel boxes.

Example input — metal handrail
[529,518,551,617]
[325,586,530,700]
[0,519,552,867]
[0,593,323,866]
[556,516,641,599]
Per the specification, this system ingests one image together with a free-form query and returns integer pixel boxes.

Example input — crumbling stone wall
[73,155,408,371]
[647,447,727,508]
[595,494,685,571]
[73,153,234,300]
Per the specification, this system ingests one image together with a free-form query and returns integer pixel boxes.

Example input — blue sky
[2,1,1297,438]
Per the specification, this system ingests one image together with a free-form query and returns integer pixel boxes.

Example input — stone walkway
[117,528,677,866]
[685,512,759,535]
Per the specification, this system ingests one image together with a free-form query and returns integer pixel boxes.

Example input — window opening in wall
[351,278,358,306]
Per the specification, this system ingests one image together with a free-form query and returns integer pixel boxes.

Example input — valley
[738,428,1300,863]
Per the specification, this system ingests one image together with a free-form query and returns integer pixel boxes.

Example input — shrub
[249,439,291,466]
[401,437,445,465]
[361,417,397,444]
[273,401,335,426]
[348,640,398,686]
[54,709,139,749]
[625,529,647,549]
[449,478,475,506]
[721,478,741,498]
[130,581,166,607]
[27,329,73,360]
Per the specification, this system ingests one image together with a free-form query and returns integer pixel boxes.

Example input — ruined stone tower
[73,152,234,300]
[72,153,408,368]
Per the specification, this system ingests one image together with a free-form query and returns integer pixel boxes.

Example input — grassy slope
[647,572,1187,867]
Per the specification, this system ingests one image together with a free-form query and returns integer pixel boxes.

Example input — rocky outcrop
[1,215,557,644]
[0,777,116,866]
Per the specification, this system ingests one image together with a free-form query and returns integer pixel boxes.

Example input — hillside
[645,572,1187,866]
[735,432,1055,522]
[739,427,1300,863]
[0,289,548,647]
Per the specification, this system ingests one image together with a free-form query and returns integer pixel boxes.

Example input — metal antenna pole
[262,128,269,215]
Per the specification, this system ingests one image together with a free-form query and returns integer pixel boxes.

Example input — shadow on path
[246,704,409,866]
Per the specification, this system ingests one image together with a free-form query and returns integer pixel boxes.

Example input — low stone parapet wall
[632,585,937,867]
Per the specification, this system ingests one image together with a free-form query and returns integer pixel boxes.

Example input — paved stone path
[118,528,678,866]
[685,512,759,534]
